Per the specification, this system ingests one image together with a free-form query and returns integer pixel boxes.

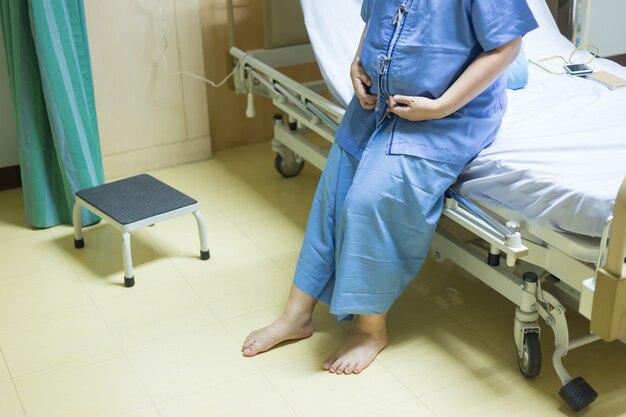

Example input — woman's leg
[242,143,359,356]
[322,124,465,374]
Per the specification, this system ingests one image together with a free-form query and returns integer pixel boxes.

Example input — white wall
[583,0,626,57]
[0,29,19,169]
[84,0,210,179]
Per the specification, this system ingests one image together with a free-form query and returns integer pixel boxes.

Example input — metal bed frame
[226,0,626,411]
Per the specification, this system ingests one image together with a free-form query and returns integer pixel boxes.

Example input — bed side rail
[591,177,626,341]
[444,190,528,267]
[230,46,344,142]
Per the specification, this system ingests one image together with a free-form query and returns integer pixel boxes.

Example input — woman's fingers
[390,95,412,106]
[355,72,372,87]
[386,95,444,121]
[351,58,372,87]
[359,99,376,110]
[353,79,376,109]
[350,58,375,109]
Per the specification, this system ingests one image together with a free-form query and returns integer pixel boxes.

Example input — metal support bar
[193,210,209,255]
[121,232,134,284]
[570,0,579,44]
[274,124,329,171]
[73,203,84,243]
[447,190,515,238]
[442,195,528,267]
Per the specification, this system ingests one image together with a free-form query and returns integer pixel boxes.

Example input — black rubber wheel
[275,153,304,178]
[517,332,542,378]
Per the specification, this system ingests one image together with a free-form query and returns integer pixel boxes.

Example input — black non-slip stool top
[76,174,197,225]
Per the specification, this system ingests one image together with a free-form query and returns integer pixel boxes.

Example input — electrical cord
[528,44,599,75]
[155,0,248,88]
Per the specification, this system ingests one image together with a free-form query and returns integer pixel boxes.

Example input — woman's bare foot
[322,314,388,375]
[242,285,317,357]
[242,315,314,356]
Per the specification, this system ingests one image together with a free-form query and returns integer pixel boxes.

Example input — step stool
[72,174,209,287]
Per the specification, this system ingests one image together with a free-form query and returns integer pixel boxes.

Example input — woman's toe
[343,364,355,374]
[329,360,343,374]
[241,337,255,351]
[336,361,351,374]
[353,362,365,374]
[242,342,260,357]
[322,356,336,370]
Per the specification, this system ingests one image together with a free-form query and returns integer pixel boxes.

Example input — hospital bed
[227,0,626,411]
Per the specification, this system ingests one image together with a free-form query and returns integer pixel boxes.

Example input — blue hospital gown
[337,0,538,164]
[292,0,538,319]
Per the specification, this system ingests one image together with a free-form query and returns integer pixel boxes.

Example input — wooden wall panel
[85,0,210,179]
[199,0,322,152]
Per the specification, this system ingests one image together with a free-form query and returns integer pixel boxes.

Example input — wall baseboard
[0,165,21,191]
[607,54,626,66]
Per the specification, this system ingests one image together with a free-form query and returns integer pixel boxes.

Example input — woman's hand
[386,95,447,121]
[351,57,377,110]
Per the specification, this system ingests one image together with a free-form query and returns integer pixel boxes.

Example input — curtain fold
[0,0,103,228]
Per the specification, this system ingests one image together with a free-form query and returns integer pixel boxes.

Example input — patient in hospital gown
[242,0,538,374]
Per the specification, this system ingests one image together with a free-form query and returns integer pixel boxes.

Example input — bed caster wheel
[275,153,304,178]
[517,332,541,377]
[559,376,597,411]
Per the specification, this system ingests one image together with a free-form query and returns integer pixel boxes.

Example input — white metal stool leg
[121,232,135,287]
[73,202,85,248]
[193,210,210,260]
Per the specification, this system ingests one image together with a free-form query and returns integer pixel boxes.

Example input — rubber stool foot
[124,276,135,288]
[74,239,85,249]
[200,250,210,261]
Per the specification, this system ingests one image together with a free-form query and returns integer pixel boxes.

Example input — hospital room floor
[1,142,626,417]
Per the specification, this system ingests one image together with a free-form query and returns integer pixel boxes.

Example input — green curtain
[0,0,103,228]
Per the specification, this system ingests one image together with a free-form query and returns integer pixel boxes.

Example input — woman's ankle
[354,314,387,336]
[282,285,317,324]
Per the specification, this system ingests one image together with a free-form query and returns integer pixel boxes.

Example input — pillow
[507,47,529,90]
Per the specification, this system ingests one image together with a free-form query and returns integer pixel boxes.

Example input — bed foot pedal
[559,377,597,411]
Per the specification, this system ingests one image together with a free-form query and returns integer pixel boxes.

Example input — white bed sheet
[299,0,363,108]
[301,0,626,237]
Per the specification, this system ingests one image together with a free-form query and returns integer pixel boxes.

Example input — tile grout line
[176,254,302,417]
[50,234,162,415]
[0,347,29,417]
[374,357,441,417]
[135,229,290,414]
[253,362,303,417]
[82,296,163,415]
[109,405,164,417]
[375,307,519,417]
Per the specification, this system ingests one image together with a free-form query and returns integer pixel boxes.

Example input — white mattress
[301,0,626,237]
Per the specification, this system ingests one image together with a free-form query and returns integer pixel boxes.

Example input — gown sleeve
[360,0,374,23]
[471,0,539,52]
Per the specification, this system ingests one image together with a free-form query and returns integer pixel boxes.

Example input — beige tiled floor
[1,141,626,417]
